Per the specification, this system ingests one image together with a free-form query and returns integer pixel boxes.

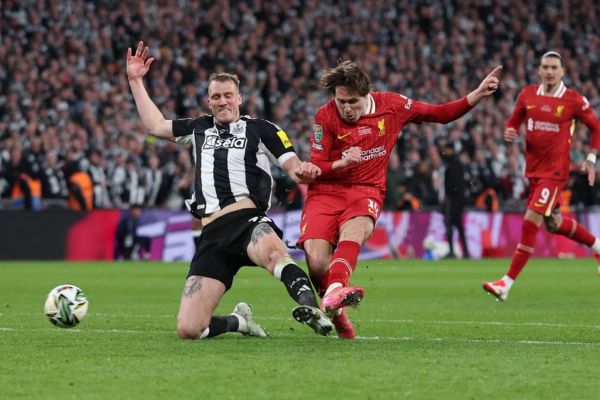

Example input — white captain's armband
[586,153,596,164]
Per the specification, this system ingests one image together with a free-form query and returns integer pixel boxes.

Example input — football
[44,284,89,328]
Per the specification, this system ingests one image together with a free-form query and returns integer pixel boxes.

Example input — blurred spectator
[40,151,68,207]
[86,149,112,209]
[0,0,599,211]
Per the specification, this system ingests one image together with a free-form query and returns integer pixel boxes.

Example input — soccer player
[127,41,333,339]
[483,51,600,301]
[299,60,501,338]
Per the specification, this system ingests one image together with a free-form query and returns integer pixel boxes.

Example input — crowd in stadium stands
[1,0,599,212]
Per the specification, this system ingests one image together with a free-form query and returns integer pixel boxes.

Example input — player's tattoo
[251,223,274,245]
[183,276,204,298]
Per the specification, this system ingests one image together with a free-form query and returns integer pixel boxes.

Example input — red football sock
[327,241,362,287]
[507,219,539,280]
[554,218,595,246]
[309,270,330,298]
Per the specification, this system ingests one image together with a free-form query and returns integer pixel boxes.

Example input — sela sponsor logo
[203,135,247,149]
[342,145,387,161]
[541,105,552,113]
[527,118,560,132]
[312,142,323,151]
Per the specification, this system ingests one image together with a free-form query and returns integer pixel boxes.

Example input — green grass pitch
[2,259,600,399]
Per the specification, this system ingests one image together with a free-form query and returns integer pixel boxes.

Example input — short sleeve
[255,119,296,165]
[172,118,196,137]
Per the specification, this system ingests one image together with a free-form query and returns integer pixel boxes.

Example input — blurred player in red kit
[298,60,502,338]
[483,51,600,302]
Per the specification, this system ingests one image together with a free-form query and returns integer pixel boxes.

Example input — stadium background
[1,0,600,259]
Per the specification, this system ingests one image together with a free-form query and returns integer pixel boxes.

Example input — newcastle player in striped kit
[127,41,332,339]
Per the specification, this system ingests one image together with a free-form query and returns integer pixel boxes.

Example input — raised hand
[468,66,502,105]
[126,41,155,81]
[478,66,502,96]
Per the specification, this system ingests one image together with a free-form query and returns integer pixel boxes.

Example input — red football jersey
[506,82,600,180]
[309,92,472,197]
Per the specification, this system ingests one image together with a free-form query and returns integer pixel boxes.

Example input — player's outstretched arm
[127,41,173,140]
[466,66,502,106]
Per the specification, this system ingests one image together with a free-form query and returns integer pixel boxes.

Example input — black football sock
[275,257,319,308]
[205,315,239,338]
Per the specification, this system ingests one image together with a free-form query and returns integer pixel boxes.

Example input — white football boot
[232,303,268,337]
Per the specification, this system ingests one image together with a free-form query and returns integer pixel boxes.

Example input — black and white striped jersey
[172,115,296,216]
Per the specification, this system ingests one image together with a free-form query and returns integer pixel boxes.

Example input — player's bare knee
[544,214,561,232]
[306,251,329,273]
[177,318,209,340]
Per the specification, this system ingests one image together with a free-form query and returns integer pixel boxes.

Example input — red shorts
[297,189,383,246]
[526,177,566,216]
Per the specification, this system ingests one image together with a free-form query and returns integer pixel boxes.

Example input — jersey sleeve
[505,90,526,131]
[410,97,473,124]
[573,94,600,150]
[309,108,337,176]
[386,93,472,124]
[172,118,196,137]
[257,120,296,166]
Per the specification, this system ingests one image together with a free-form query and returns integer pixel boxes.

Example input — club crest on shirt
[377,119,386,136]
[554,105,564,117]
[230,122,245,136]
[313,124,323,143]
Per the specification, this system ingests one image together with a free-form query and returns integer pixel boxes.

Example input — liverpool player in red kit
[298,61,501,338]
[483,51,600,302]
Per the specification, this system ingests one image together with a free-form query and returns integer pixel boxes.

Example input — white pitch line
[87,314,600,329]
[13,312,600,331]
[366,318,600,330]
[2,327,600,346]
[353,335,600,346]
